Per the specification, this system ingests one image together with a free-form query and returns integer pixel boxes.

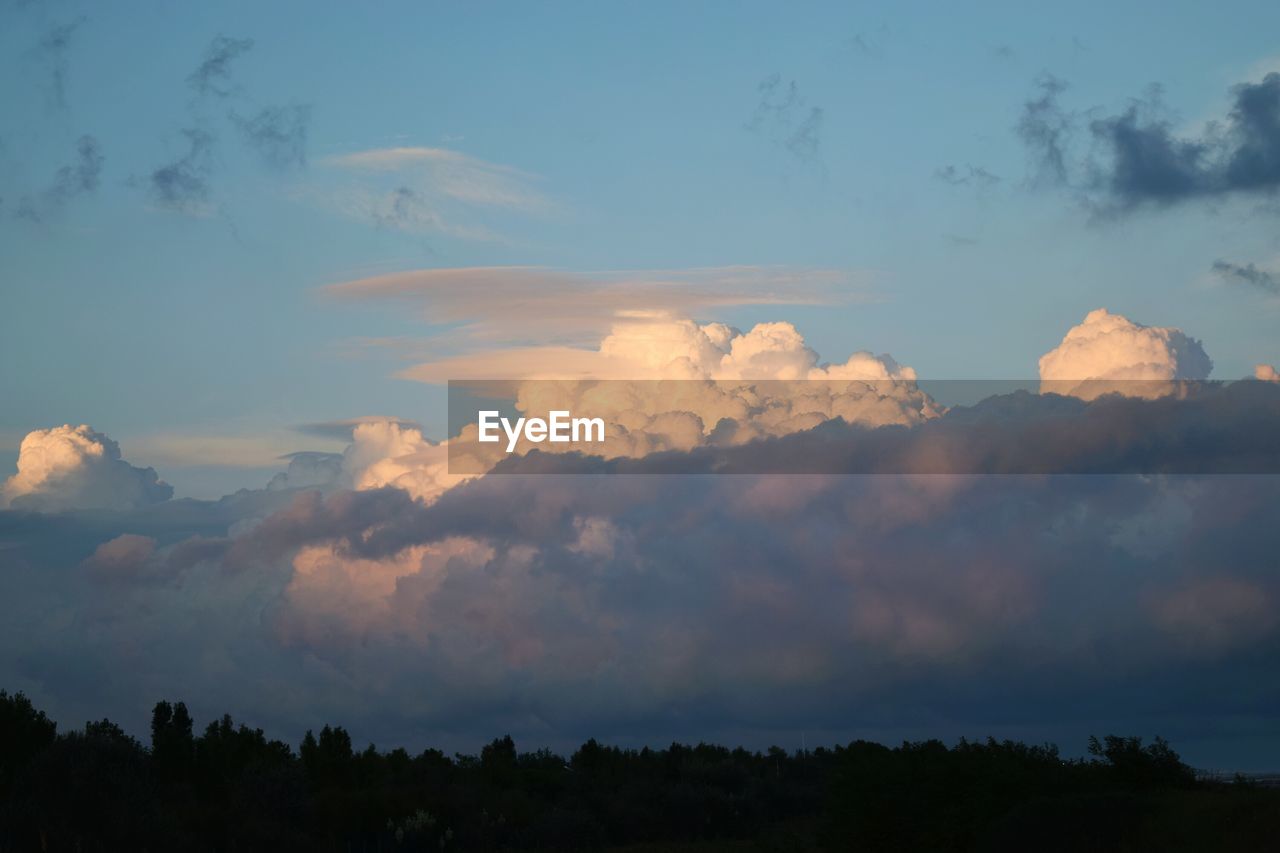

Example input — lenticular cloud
[1,424,173,512]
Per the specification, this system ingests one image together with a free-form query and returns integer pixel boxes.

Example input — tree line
[1,689,1277,851]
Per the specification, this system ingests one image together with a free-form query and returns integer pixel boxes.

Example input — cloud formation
[935,164,1001,188]
[2,425,172,512]
[232,104,312,168]
[746,74,825,165]
[1018,71,1280,213]
[147,128,215,213]
[319,147,550,238]
[187,35,255,99]
[1213,259,1280,295]
[14,135,102,222]
[2,331,1280,752]
[34,17,85,109]
[327,265,872,359]
[1038,308,1213,399]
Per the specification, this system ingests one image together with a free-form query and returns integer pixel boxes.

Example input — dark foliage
[0,690,1276,851]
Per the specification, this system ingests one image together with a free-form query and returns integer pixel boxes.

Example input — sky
[2,1,1280,768]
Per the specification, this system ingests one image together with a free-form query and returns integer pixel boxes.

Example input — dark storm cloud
[232,104,312,168]
[1018,72,1280,213]
[187,34,255,98]
[1212,259,1280,295]
[13,134,103,222]
[147,128,214,213]
[34,16,85,108]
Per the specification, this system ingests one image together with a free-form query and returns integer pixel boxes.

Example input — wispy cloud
[232,104,312,168]
[14,135,103,222]
[746,74,826,167]
[187,34,255,99]
[322,264,877,380]
[1212,259,1280,295]
[34,16,85,109]
[314,146,553,239]
[146,128,215,214]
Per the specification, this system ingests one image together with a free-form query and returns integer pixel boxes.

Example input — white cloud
[2,425,173,512]
[1038,308,1213,399]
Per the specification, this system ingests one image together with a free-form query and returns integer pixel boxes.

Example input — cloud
[34,17,85,109]
[2,425,173,512]
[80,534,157,579]
[4,382,1280,751]
[232,104,311,168]
[318,146,551,238]
[935,164,1000,187]
[293,417,423,442]
[147,128,215,214]
[13,135,102,222]
[1257,364,1279,382]
[186,34,255,98]
[1016,73,1074,187]
[746,74,825,165]
[266,452,344,492]
[1019,71,1280,213]
[1212,259,1280,295]
[1038,308,1213,399]
[325,265,872,353]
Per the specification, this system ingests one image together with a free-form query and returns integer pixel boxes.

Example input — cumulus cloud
[4,392,1280,750]
[1257,364,1279,382]
[2,425,172,512]
[1038,308,1213,399]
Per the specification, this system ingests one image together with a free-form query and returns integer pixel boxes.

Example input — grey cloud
[1019,72,1280,213]
[232,104,312,168]
[14,134,102,222]
[1212,259,1280,295]
[187,34,255,98]
[935,164,1001,187]
[1017,73,1074,187]
[372,186,437,231]
[147,128,214,213]
[5,387,1280,755]
[34,17,84,108]
[747,74,825,165]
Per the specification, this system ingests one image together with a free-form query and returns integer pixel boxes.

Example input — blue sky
[4,1,1280,495]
